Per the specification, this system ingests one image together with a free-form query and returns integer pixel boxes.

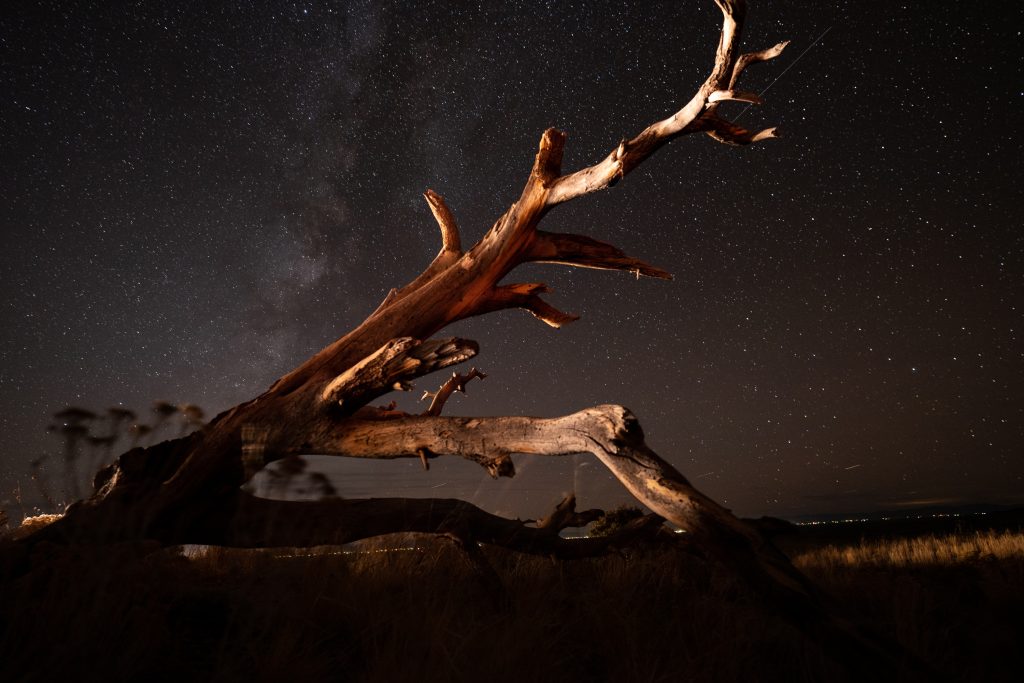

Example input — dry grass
[1,528,1022,682]
[792,530,1024,570]
[790,530,1024,683]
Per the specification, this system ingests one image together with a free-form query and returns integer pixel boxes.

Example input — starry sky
[2,1,1021,522]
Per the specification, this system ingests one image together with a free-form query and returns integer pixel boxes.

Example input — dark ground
[1,512,1022,683]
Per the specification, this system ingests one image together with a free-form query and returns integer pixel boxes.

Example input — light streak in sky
[735,25,834,122]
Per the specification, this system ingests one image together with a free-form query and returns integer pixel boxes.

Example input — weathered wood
[473,282,580,328]
[216,494,664,559]
[320,337,478,411]
[535,494,603,532]
[527,231,672,279]
[729,40,791,88]
[13,0,753,610]
[285,404,789,571]
[9,0,796,569]
[420,367,486,417]
[2,2,937,678]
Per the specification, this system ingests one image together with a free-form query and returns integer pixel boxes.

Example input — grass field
[2,517,1022,682]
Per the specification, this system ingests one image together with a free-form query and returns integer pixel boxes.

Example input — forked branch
[265,0,789,401]
[474,283,580,328]
[729,40,790,88]
[421,368,487,417]
[544,1,786,207]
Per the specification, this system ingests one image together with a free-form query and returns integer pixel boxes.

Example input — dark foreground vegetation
[2,514,1022,683]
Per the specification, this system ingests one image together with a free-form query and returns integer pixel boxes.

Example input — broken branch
[320,337,478,412]
[473,283,579,328]
[421,368,487,417]
[528,231,672,279]
[217,493,666,559]
[424,189,461,254]
[544,0,750,207]
[700,115,780,146]
[535,494,604,531]
[709,89,763,105]
[729,40,790,88]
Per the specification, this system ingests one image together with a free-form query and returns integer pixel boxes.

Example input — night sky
[2,1,1021,522]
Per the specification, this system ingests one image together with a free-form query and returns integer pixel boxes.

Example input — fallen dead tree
[4,1,938,678]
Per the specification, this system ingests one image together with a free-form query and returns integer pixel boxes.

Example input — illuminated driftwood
[420,367,487,417]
